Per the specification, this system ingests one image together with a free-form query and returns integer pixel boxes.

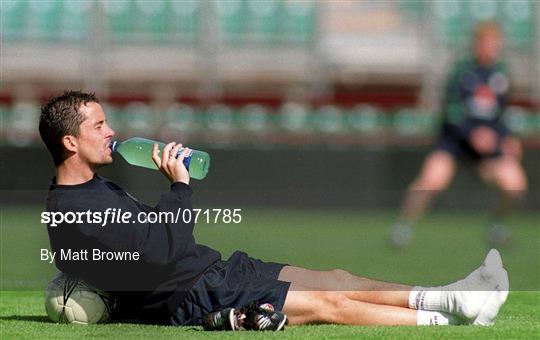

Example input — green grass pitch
[1,206,539,338]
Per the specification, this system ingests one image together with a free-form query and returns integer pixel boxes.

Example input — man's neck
[56,160,96,185]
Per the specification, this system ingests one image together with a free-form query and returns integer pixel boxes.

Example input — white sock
[409,286,445,311]
[417,310,453,326]
[410,250,506,323]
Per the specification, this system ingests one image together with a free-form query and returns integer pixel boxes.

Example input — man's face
[475,30,503,66]
[75,102,115,167]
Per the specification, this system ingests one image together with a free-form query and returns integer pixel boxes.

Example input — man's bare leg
[478,156,528,244]
[280,250,509,326]
[478,156,527,219]
[282,283,417,326]
[390,151,456,246]
[279,266,410,307]
[400,151,456,224]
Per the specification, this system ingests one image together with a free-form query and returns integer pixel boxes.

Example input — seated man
[40,91,509,330]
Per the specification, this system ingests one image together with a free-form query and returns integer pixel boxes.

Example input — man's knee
[410,174,449,192]
[501,180,527,200]
[411,152,455,192]
[495,161,528,199]
[317,291,350,316]
[288,291,350,323]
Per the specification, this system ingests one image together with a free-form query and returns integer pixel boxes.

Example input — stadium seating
[1,100,537,147]
[3,103,39,146]
[237,104,272,132]
[1,1,533,49]
[431,0,533,49]
[0,1,536,148]
[1,0,317,44]
[279,102,311,132]
[246,0,280,42]
[501,0,533,48]
[206,104,236,132]
[26,0,63,41]
[1,0,26,40]
[102,1,136,41]
[59,1,91,41]
[164,103,200,132]
[347,105,385,134]
[313,105,345,134]
[169,0,200,41]
[280,1,316,44]
[393,109,436,136]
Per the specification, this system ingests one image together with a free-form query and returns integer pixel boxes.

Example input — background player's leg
[279,266,410,307]
[390,150,456,246]
[282,283,417,326]
[478,156,528,245]
[400,150,456,223]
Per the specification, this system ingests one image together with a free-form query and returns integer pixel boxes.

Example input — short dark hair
[39,90,99,165]
[474,20,502,41]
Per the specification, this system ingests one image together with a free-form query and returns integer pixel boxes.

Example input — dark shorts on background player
[170,251,290,326]
[436,128,503,161]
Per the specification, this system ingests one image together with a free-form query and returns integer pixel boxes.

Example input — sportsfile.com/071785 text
[41,208,243,227]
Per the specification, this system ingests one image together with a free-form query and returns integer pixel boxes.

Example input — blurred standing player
[390,21,527,247]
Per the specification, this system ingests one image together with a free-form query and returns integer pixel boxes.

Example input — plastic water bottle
[110,137,210,180]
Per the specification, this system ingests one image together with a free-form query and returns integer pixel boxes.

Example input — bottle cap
[109,141,118,152]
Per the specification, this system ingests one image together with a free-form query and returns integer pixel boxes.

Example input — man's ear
[62,135,78,153]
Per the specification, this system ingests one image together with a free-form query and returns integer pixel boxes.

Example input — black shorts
[436,129,502,161]
[169,251,290,326]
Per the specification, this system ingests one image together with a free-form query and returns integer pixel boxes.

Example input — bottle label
[176,148,194,169]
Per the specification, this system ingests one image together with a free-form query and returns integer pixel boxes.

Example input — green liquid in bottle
[110,137,210,180]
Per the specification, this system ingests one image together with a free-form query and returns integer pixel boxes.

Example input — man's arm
[139,181,196,265]
[139,142,196,265]
[57,142,196,268]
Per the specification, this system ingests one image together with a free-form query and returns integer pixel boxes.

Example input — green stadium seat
[164,103,200,132]
[468,0,499,22]
[5,103,39,146]
[314,105,345,134]
[26,0,62,41]
[279,102,311,132]
[393,109,435,136]
[280,0,315,44]
[501,0,532,48]
[432,1,470,45]
[169,0,200,41]
[102,1,137,41]
[205,104,236,131]
[214,0,247,43]
[134,0,169,40]
[504,106,532,136]
[246,0,280,42]
[399,0,425,18]
[347,105,384,134]
[59,1,92,41]
[1,0,27,40]
[238,104,272,132]
[124,103,156,136]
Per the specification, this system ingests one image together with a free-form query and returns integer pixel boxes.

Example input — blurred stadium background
[1,0,538,210]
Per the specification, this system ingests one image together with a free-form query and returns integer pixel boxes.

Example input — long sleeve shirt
[440,58,510,140]
[45,175,220,323]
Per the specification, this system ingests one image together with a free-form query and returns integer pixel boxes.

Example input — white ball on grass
[45,272,113,324]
